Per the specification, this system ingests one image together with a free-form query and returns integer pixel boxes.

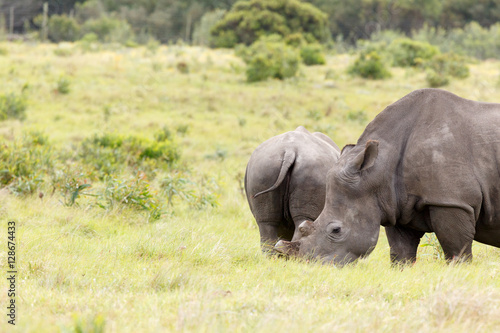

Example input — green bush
[237,35,300,82]
[426,70,450,88]
[211,0,329,48]
[414,22,500,60]
[56,77,71,95]
[425,53,469,87]
[284,33,307,48]
[0,131,54,195]
[0,91,27,121]
[97,174,163,221]
[348,50,391,80]
[300,43,326,66]
[52,167,93,206]
[78,131,180,179]
[48,15,81,43]
[81,16,134,44]
[389,38,439,67]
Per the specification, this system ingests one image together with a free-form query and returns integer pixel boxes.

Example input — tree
[210,0,329,48]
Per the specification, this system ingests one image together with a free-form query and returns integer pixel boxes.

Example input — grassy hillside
[1,41,500,332]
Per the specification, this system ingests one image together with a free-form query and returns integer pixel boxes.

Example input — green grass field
[1,41,500,332]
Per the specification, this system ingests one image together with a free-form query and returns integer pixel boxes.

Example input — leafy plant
[56,77,71,95]
[237,35,300,82]
[78,132,180,179]
[211,0,329,48]
[97,173,163,221]
[300,43,326,66]
[348,50,391,80]
[0,91,28,121]
[48,14,81,42]
[389,38,439,67]
[0,131,54,195]
[425,53,469,87]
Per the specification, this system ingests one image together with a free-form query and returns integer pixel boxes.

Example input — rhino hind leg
[429,206,475,262]
[385,225,425,265]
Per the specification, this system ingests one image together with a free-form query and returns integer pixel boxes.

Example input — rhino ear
[341,144,355,155]
[351,140,379,172]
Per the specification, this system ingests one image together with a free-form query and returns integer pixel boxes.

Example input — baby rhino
[244,126,340,253]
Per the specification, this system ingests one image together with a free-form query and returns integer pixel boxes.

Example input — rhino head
[275,140,385,266]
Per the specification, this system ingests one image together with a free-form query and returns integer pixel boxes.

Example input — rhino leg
[429,206,475,262]
[385,225,425,265]
[257,221,293,254]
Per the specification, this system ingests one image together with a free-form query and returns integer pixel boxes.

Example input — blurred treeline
[1,0,499,44]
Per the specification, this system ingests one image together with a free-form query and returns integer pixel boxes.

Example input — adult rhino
[245,126,340,253]
[276,89,500,265]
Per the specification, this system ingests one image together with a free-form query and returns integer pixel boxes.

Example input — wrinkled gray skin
[276,89,500,266]
[245,126,340,253]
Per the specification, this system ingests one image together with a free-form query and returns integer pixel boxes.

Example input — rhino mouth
[274,240,300,257]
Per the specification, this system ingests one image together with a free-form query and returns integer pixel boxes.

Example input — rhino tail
[253,150,296,198]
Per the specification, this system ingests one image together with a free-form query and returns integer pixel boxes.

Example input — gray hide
[276,89,500,265]
[244,126,340,252]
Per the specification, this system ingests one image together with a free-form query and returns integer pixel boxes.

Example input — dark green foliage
[348,50,391,80]
[389,38,440,67]
[300,43,326,65]
[211,0,329,48]
[237,35,301,82]
[48,14,81,42]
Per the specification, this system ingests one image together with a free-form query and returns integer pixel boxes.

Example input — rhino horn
[298,220,316,237]
[274,240,300,256]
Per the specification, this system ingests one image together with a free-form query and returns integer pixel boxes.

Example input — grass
[0,41,500,332]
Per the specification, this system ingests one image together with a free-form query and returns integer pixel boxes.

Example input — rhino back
[357,89,500,229]
[245,129,339,222]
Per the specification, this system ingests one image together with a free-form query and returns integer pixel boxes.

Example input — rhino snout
[274,240,300,256]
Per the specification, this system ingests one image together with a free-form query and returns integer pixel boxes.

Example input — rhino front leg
[257,221,294,254]
[385,225,425,265]
[429,206,475,262]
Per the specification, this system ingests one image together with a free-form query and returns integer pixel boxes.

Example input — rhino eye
[331,227,341,234]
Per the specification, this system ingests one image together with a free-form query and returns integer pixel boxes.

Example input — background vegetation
[0,0,500,332]
[0,35,499,332]
[1,0,500,46]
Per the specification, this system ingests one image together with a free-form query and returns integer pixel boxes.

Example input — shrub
[237,35,300,82]
[81,16,134,44]
[56,77,71,94]
[426,70,450,88]
[96,174,163,221]
[52,167,93,206]
[78,33,100,52]
[48,15,81,42]
[0,91,27,121]
[389,38,439,67]
[211,0,329,48]
[78,131,180,179]
[160,173,219,209]
[0,131,54,195]
[424,53,469,87]
[348,50,391,79]
[427,53,470,79]
[300,43,326,66]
